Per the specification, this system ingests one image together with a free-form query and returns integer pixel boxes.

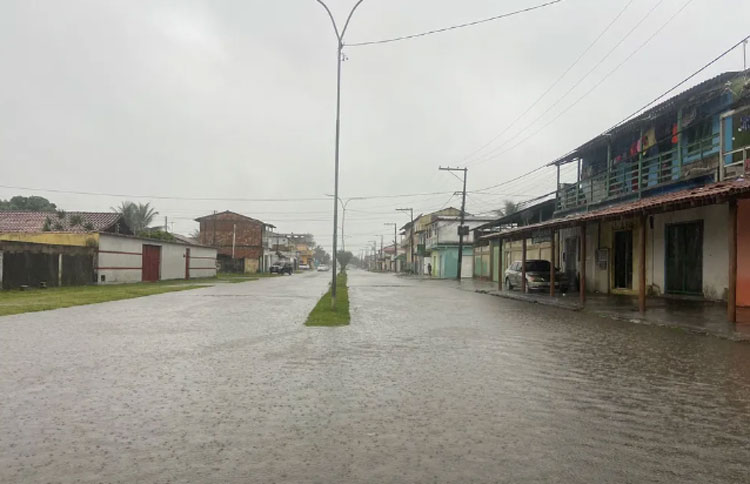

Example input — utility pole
[315,0,367,308]
[439,166,468,281]
[396,208,414,274]
[384,223,397,272]
[213,210,217,247]
[164,216,168,232]
[232,224,236,259]
[326,195,363,252]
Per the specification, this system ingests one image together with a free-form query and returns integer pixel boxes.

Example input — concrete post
[550,230,556,297]
[580,224,586,305]
[729,200,738,323]
[639,215,647,313]
[58,253,63,287]
[521,238,527,294]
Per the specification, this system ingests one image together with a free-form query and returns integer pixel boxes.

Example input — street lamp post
[315,0,367,307]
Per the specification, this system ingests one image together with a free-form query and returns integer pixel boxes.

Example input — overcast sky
[1,0,748,253]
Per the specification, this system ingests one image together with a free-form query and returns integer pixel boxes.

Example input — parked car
[270,262,293,275]
[504,259,568,293]
[299,263,310,270]
[317,264,330,272]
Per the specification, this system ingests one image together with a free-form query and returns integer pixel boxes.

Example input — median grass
[305,272,350,327]
[0,282,206,317]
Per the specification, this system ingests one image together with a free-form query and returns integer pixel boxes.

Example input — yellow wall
[502,239,552,274]
[0,232,99,247]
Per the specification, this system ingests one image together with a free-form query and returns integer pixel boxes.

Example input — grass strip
[0,282,207,317]
[305,272,350,327]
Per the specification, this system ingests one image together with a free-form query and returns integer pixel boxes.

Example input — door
[564,237,579,290]
[614,230,633,289]
[185,248,191,280]
[142,245,161,282]
[665,221,703,295]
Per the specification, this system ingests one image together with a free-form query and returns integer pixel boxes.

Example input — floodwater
[1,270,749,483]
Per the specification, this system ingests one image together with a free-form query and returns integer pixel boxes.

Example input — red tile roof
[0,211,124,233]
[482,178,750,240]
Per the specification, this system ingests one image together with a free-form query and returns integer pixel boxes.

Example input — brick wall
[199,213,263,259]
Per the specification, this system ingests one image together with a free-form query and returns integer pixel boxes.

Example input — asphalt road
[2,270,750,483]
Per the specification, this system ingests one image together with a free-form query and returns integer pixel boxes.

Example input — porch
[466,278,747,340]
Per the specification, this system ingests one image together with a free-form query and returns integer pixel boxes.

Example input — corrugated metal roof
[481,178,750,240]
[0,211,124,233]
[551,70,747,166]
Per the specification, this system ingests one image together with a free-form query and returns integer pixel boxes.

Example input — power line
[466,0,669,167]
[470,0,696,166]
[459,0,636,166]
[0,183,460,204]
[609,33,750,132]
[346,0,563,47]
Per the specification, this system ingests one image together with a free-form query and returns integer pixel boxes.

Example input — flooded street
[2,270,750,483]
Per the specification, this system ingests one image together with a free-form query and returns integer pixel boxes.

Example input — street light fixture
[325,194,365,252]
[315,0,367,307]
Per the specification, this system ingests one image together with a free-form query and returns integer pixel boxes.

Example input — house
[477,69,750,324]
[195,211,273,273]
[425,215,494,279]
[0,211,216,285]
[289,233,315,268]
[400,208,462,275]
[472,199,557,283]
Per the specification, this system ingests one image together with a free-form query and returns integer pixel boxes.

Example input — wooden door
[614,230,633,289]
[142,245,161,282]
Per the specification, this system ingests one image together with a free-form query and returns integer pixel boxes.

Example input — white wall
[189,246,218,278]
[97,234,217,284]
[652,204,728,301]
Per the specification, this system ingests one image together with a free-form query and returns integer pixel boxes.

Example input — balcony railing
[556,133,719,212]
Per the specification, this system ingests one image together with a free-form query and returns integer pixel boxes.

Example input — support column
[580,224,586,305]
[550,230,556,297]
[729,200,738,323]
[639,215,647,313]
[58,253,63,287]
[521,238,527,294]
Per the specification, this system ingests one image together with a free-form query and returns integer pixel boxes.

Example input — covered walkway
[478,179,750,326]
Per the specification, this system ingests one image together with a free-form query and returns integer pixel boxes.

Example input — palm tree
[111,201,158,233]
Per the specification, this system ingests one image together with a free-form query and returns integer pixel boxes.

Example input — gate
[142,245,161,282]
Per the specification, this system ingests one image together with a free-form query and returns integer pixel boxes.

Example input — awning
[481,178,750,241]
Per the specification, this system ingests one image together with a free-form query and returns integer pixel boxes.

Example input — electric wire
[346,0,563,47]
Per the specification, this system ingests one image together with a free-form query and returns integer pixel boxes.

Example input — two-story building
[425,215,494,279]
[478,69,750,324]
[195,211,273,273]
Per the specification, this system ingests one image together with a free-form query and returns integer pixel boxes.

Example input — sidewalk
[462,278,749,342]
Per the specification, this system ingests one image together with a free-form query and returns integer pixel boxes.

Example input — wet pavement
[2,270,750,483]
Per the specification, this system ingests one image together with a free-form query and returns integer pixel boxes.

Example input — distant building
[195,211,273,273]
[0,211,216,286]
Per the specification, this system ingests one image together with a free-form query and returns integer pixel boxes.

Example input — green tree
[336,250,353,272]
[111,201,158,233]
[314,245,330,265]
[494,200,520,217]
[0,195,57,211]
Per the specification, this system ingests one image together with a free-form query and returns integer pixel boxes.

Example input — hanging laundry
[642,127,657,151]
[671,123,679,144]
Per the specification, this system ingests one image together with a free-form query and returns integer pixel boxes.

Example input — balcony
[556,133,720,213]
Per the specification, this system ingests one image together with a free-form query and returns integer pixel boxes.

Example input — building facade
[195,211,271,273]
[476,70,750,324]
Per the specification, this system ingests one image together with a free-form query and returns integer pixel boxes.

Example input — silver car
[504,259,568,293]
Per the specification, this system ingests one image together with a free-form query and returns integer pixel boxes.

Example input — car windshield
[525,260,550,272]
